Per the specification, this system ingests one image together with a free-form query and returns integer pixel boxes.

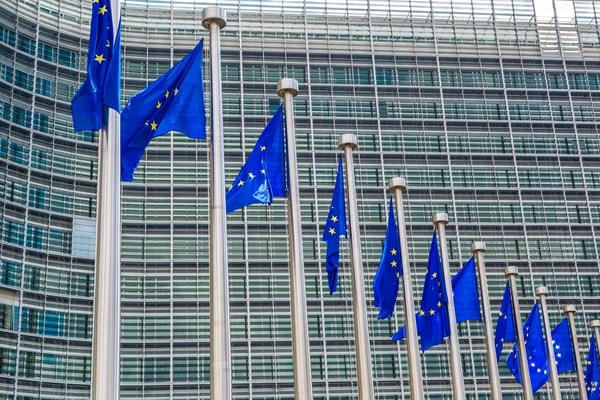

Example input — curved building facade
[0,0,599,398]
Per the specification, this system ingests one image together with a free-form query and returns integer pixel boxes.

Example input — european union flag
[551,318,576,373]
[392,256,480,342]
[322,157,346,295]
[494,282,516,360]
[226,107,285,213]
[506,301,550,393]
[120,40,206,182]
[71,0,121,132]
[373,199,401,320]
[452,257,481,323]
[585,334,600,399]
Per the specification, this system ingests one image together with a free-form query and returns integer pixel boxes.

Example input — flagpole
[592,320,600,358]
[535,287,561,400]
[471,242,502,400]
[91,1,121,398]
[202,7,231,400]
[338,134,374,400]
[389,178,424,400]
[505,267,533,400]
[563,305,587,399]
[433,213,465,399]
[278,78,313,400]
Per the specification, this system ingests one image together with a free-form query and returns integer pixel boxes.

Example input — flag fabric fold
[373,199,402,320]
[585,334,600,400]
[505,301,550,393]
[494,282,516,360]
[551,318,576,374]
[120,39,206,181]
[71,0,121,132]
[225,107,285,213]
[321,157,346,295]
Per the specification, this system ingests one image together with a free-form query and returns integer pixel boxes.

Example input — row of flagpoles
[70,1,600,399]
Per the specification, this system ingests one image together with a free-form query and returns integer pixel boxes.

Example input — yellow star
[499,311,503,317]
[248,172,255,179]
[419,310,425,316]
[156,101,162,109]
[106,40,110,47]
[145,121,149,126]
[425,269,428,275]
[260,169,266,174]
[437,301,441,307]
[174,88,179,96]
[391,261,397,267]
[150,121,158,131]
[429,309,435,315]
[391,249,397,255]
[260,145,266,151]
[396,272,400,278]
[92,0,99,3]
[329,228,335,235]
[237,180,244,187]
[331,216,338,222]
[98,5,108,14]
[94,54,106,64]
[165,90,170,98]
[432,272,437,278]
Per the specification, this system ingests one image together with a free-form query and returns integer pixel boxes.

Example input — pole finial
[338,134,358,150]
[563,304,576,314]
[592,320,600,329]
[505,266,519,276]
[535,286,548,296]
[202,6,227,29]
[389,177,407,191]
[471,241,486,253]
[277,78,299,97]
[433,212,449,225]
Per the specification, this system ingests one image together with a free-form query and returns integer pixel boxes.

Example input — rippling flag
[551,318,576,373]
[586,333,600,399]
[495,282,516,360]
[226,107,285,213]
[71,0,121,132]
[120,39,206,181]
[506,301,550,393]
[373,199,402,320]
[322,157,346,295]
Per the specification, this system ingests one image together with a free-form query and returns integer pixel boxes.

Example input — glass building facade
[0,0,599,398]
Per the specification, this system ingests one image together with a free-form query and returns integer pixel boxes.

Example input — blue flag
[495,282,516,360]
[452,257,481,323]
[120,40,206,182]
[586,334,600,399]
[392,256,480,342]
[71,0,121,132]
[551,318,576,373]
[506,301,550,393]
[373,199,402,320]
[226,107,285,213]
[322,158,346,295]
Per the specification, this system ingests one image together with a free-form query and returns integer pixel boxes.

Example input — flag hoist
[388,178,424,399]
[432,213,465,399]
[564,305,588,399]
[535,287,561,400]
[202,7,232,400]
[278,78,313,400]
[338,134,374,400]
[471,242,502,400]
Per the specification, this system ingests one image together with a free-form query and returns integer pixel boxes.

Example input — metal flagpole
[505,267,533,400]
[592,320,600,359]
[338,134,374,400]
[91,1,121,398]
[389,178,424,400]
[471,242,502,400]
[202,7,231,400]
[535,287,561,400]
[278,78,313,400]
[563,305,587,399]
[433,213,465,399]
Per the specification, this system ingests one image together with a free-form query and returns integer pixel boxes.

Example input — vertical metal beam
[91,1,121,398]
[338,134,374,400]
[278,78,313,400]
[563,305,587,400]
[505,267,533,400]
[389,177,424,400]
[535,287,561,400]
[471,242,501,400]
[432,213,465,399]
[202,7,231,400]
